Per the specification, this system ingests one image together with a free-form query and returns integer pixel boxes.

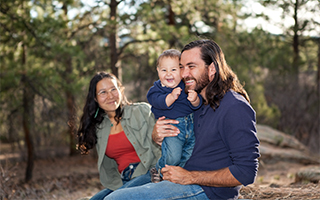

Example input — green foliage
[0,0,319,154]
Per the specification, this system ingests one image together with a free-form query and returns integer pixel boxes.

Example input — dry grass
[1,154,319,200]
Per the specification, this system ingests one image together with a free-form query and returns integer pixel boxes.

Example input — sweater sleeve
[187,93,203,110]
[147,83,171,110]
[221,102,260,186]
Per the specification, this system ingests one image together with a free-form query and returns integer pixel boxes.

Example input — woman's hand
[152,116,179,146]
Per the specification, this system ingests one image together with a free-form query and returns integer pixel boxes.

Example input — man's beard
[183,69,210,94]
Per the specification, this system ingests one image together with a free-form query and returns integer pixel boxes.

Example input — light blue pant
[90,164,151,200]
[104,180,209,200]
[156,113,195,174]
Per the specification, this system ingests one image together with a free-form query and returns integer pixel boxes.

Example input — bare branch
[118,39,161,58]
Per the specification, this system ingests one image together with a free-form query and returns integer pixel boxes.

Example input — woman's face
[95,78,122,115]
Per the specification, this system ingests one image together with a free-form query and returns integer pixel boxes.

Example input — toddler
[147,49,202,182]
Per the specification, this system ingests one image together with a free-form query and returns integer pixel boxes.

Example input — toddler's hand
[187,90,198,102]
[171,87,182,100]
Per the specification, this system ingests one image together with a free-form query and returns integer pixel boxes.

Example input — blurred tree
[0,0,37,182]
[1,0,319,187]
[0,0,100,180]
[222,27,282,127]
[123,0,239,100]
[258,0,319,153]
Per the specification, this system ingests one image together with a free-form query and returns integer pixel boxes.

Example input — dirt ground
[1,152,319,200]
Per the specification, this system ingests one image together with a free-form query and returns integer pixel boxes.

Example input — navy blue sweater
[147,80,202,119]
[184,90,260,199]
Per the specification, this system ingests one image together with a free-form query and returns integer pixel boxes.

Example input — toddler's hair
[156,49,181,68]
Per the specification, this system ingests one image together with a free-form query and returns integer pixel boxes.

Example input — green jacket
[95,102,161,190]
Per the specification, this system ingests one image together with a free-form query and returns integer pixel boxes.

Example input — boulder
[256,124,319,165]
[295,166,320,183]
[256,124,306,150]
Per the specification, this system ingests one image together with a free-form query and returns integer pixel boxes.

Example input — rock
[295,166,320,183]
[256,124,320,164]
[259,142,319,164]
[256,124,306,150]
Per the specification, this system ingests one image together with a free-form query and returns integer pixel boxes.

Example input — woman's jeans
[90,163,151,200]
[104,181,210,200]
[156,113,195,174]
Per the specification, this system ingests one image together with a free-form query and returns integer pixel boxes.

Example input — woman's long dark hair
[181,39,250,110]
[77,72,130,154]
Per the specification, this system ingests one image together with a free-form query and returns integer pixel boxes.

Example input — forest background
[0,0,319,191]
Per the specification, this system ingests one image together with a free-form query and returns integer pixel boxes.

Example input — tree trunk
[167,3,176,48]
[109,0,120,79]
[313,37,320,154]
[67,91,77,156]
[22,82,35,182]
[21,44,35,182]
[292,0,300,75]
[65,57,77,156]
[291,0,302,139]
[61,1,77,156]
[317,38,320,104]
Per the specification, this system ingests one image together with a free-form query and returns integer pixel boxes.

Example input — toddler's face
[157,57,181,88]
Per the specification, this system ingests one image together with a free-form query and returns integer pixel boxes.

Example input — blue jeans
[90,163,151,200]
[104,181,209,200]
[156,113,195,174]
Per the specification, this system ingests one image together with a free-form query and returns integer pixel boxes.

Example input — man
[105,39,260,199]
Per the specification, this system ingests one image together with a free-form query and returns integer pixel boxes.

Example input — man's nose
[181,67,189,78]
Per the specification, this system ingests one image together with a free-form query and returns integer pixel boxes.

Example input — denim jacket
[95,102,161,190]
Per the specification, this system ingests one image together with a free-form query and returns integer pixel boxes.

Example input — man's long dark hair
[77,72,130,154]
[181,39,250,110]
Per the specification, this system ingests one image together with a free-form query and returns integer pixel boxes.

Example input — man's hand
[161,165,193,185]
[162,165,242,187]
[152,116,180,146]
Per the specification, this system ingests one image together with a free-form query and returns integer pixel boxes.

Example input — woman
[77,72,161,200]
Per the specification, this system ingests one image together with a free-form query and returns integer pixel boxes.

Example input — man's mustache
[182,77,197,94]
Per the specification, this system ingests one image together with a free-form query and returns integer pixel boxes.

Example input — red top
[105,131,141,173]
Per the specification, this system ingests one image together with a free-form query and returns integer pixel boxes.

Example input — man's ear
[208,62,216,80]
